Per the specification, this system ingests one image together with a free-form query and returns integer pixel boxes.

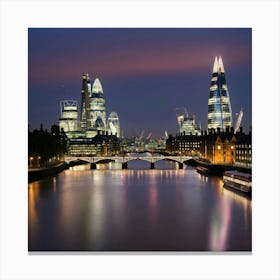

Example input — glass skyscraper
[59,74,121,139]
[89,78,106,132]
[80,73,91,131]
[207,56,232,131]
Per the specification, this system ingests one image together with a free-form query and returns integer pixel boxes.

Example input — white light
[92,78,103,94]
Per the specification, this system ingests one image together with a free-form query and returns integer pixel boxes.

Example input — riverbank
[28,162,68,183]
[185,158,251,176]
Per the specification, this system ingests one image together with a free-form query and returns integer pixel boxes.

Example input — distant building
[68,131,120,156]
[166,127,252,165]
[235,131,252,167]
[201,128,236,164]
[59,100,79,134]
[89,78,107,133]
[80,73,91,131]
[208,56,232,131]
[177,114,201,136]
[59,74,121,147]
[166,133,201,156]
[107,111,120,137]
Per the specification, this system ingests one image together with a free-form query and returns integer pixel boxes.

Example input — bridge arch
[122,157,152,164]
[153,158,181,164]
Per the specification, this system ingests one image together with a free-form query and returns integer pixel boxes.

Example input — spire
[218,56,225,73]
[212,56,219,73]
[92,78,103,94]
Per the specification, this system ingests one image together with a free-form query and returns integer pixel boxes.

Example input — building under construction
[176,108,201,136]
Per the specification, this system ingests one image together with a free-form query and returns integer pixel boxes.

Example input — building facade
[59,74,121,144]
[89,78,106,133]
[80,73,91,131]
[59,100,79,133]
[68,131,120,156]
[166,127,252,165]
[235,132,252,167]
[201,129,236,164]
[166,133,201,156]
[177,115,201,136]
[208,56,232,131]
[107,111,120,137]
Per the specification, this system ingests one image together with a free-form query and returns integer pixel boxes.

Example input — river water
[28,157,252,252]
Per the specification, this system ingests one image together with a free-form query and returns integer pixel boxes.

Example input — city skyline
[28,28,252,138]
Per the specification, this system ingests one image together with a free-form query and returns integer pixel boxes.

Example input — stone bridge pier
[122,162,128,169]
[90,163,97,169]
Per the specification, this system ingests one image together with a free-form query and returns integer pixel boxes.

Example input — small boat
[196,166,210,175]
[223,170,252,193]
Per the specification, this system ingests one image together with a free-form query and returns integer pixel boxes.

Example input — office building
[177,114,201,136]
[80,73,91,131]
[68,131,120,156]
[107,111,120,137]
[89,78,106,132]
[208,56,232,131]
[235,131,252,167]
[59,100,79,133]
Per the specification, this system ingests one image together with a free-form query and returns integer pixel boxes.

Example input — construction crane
[234,108,243,133]
[139,130,145,140]
[174,107,188,118]
[146,132,152,140]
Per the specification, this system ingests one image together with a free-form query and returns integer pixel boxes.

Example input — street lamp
[37,156,41,167]
[29,156,33,167]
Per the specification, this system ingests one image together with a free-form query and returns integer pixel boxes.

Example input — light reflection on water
[28,161,251,251]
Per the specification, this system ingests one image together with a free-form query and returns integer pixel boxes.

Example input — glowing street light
[29,156,34,167]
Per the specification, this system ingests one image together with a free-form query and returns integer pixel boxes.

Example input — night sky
[28,28,251,138]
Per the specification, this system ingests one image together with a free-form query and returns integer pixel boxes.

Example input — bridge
[65,155,192,169]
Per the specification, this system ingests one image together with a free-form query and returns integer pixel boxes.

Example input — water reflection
[209,193,232,251]
[222,187,252,208]
[28,164,252,251]
[148,172,158,227]
[70,163,91,171]
[28,181,40,236]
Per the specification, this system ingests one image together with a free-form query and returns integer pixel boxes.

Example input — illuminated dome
[92,78,103,94]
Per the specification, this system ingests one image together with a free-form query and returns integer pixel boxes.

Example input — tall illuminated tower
[80,73,91,130]
[207,56,232,131]
[89,78,106,132]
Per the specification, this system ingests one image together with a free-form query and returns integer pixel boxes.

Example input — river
[28,157,251,252]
